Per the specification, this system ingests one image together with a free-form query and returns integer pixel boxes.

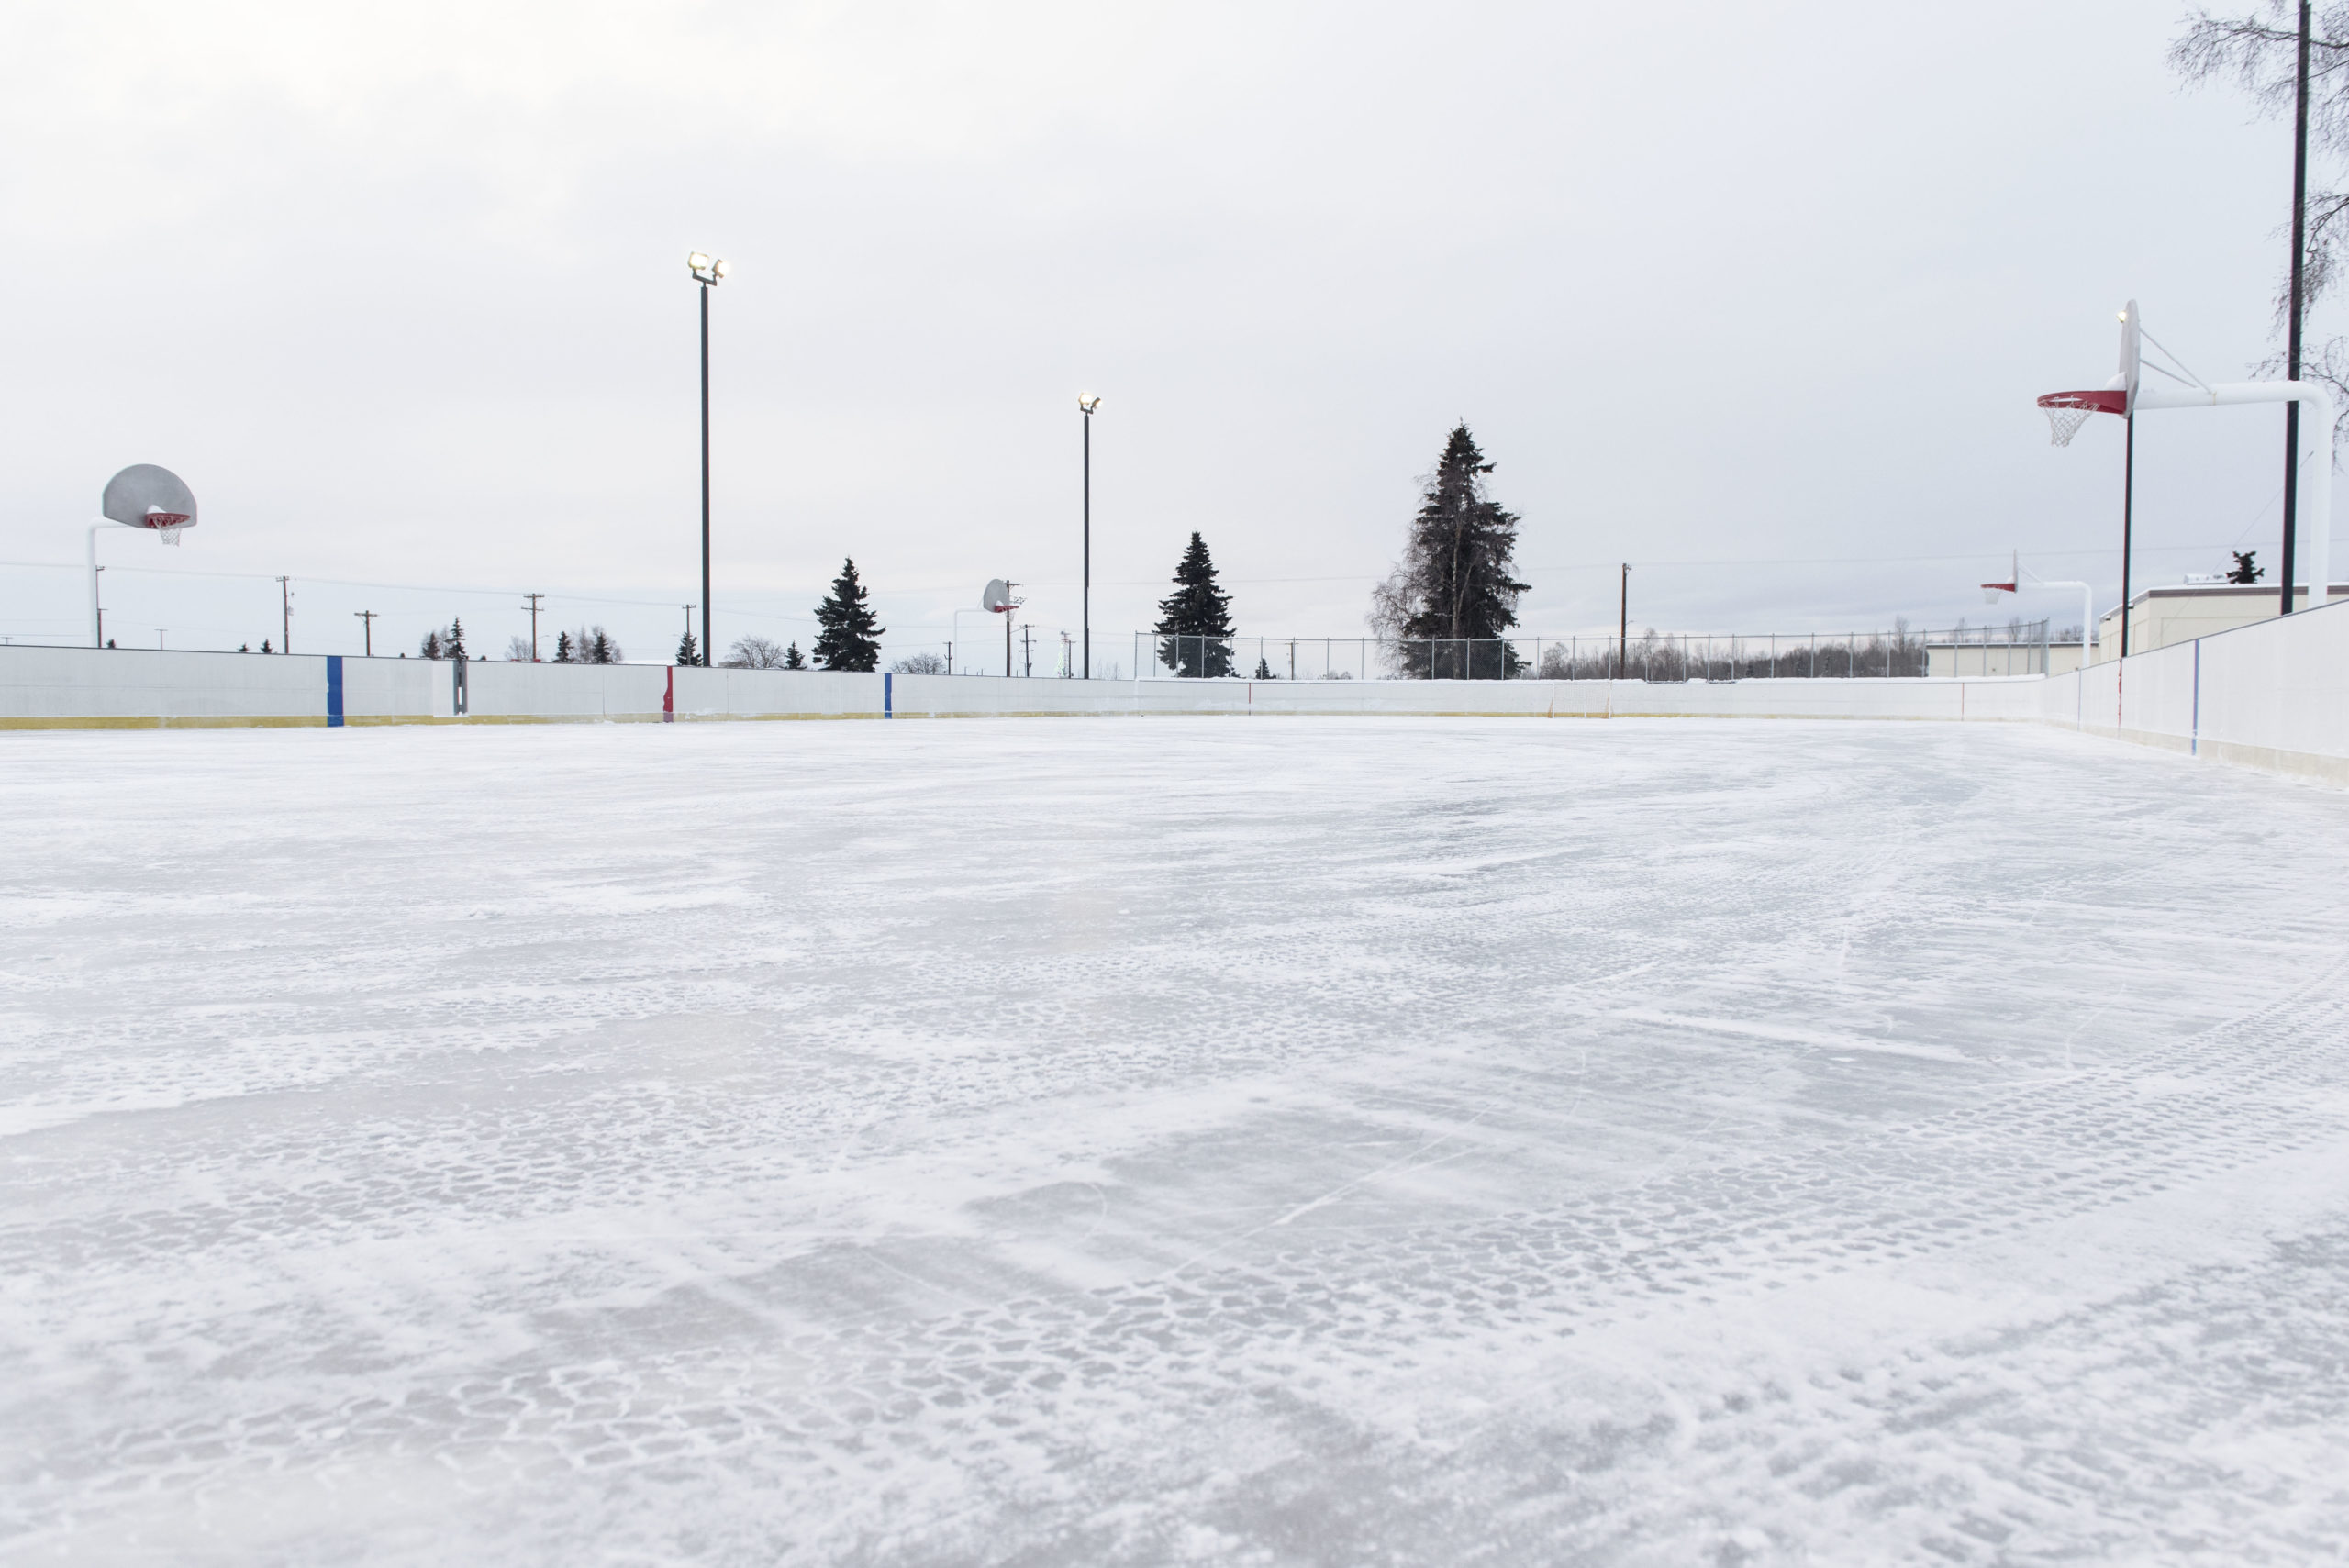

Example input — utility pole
[355,610,376,657]
[2283,0,2313,616]
[682,604,695,665]
[1021,623,1034,677]
[521,593,544,661]
[1618,562,1631,676]
[277,576,291,653]
[1001,580,1019,677]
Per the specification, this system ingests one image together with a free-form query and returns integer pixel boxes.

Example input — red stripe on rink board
[663,667,674,722]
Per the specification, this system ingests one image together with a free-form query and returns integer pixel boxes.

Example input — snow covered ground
[5,716,2347,1565]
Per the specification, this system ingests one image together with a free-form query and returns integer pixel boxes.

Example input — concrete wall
[0,646,338,728]
[0,646,2076,731]
[2047,594,2349,784]
[4,615,2345,787]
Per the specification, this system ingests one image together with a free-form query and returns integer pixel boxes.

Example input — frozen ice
[4,717,2347,1564]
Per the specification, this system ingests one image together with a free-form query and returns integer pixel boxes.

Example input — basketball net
[2043,405,2096,448]
[146,509,190,546]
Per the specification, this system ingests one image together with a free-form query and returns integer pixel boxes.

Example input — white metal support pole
[2137,379,2334,605]
[2305,395,2334,606]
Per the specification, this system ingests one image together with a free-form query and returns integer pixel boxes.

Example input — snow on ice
[4,717,2346,1563]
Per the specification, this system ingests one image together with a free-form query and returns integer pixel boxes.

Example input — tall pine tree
[676,630,699,666]
[812,559,885,672]
[1153,532,1234,677]
[1370,424,1530,678]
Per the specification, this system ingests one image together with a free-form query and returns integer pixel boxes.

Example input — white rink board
[6,717,2348,1564]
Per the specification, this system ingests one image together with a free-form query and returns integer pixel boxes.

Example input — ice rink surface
[5,716,2348,1565]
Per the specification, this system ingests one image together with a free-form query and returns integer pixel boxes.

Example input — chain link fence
[1134,621,2050,681]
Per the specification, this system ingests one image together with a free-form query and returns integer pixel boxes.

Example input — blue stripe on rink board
[327,656,344,728]
[885,672,893,718]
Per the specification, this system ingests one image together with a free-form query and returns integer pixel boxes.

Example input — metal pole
[523,593,543,661]
[87,524,102,647]
[1618,562,1629,674]
[699,282,712,663]
[356,610,375,657]
[278,576,291,653]
[2121,413,2136,658]
[1082,406,1092,678]
[2284,0,2312,616]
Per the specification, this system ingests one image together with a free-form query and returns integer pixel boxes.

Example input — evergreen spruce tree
[420,628,443,660]
[586,628,616,664]
[1370,423,1530,678]
[1153,532,1235,677]
[1253,655,1274,680]
[554,630,574,663]
[2229,550,2265,584]
[784,641,807,670]
[676,630,698,665]
[811,558,885,672]
[444,618,466,658]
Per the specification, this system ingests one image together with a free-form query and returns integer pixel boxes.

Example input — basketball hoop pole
[2121,413,2135,658]
[2133,377,2337,617]
[87,524,102,648]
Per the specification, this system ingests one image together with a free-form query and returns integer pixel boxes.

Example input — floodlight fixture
[1078,393,1101,414]
[688,252,726,285]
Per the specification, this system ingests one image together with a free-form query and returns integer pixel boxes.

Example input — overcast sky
[0,0,2328,663]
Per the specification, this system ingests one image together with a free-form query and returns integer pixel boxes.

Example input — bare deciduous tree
[2174,4,2349,439]
[721,635,790,669]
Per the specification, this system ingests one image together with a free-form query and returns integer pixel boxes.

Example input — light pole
[1078,394,1100,678]
[2283,0,2312,616]
[277,575,292,653]
[688,251,729,665]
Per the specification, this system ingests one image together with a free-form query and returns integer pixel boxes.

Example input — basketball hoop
[1982,549,2018,605]
[102,467,199,543]
[2036,390,2125,448]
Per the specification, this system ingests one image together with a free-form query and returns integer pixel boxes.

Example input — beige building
[2093,584,2348,663]
[1927,639,2093,677]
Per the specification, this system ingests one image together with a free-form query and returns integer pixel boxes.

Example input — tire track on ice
[24,958,2349,1561]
